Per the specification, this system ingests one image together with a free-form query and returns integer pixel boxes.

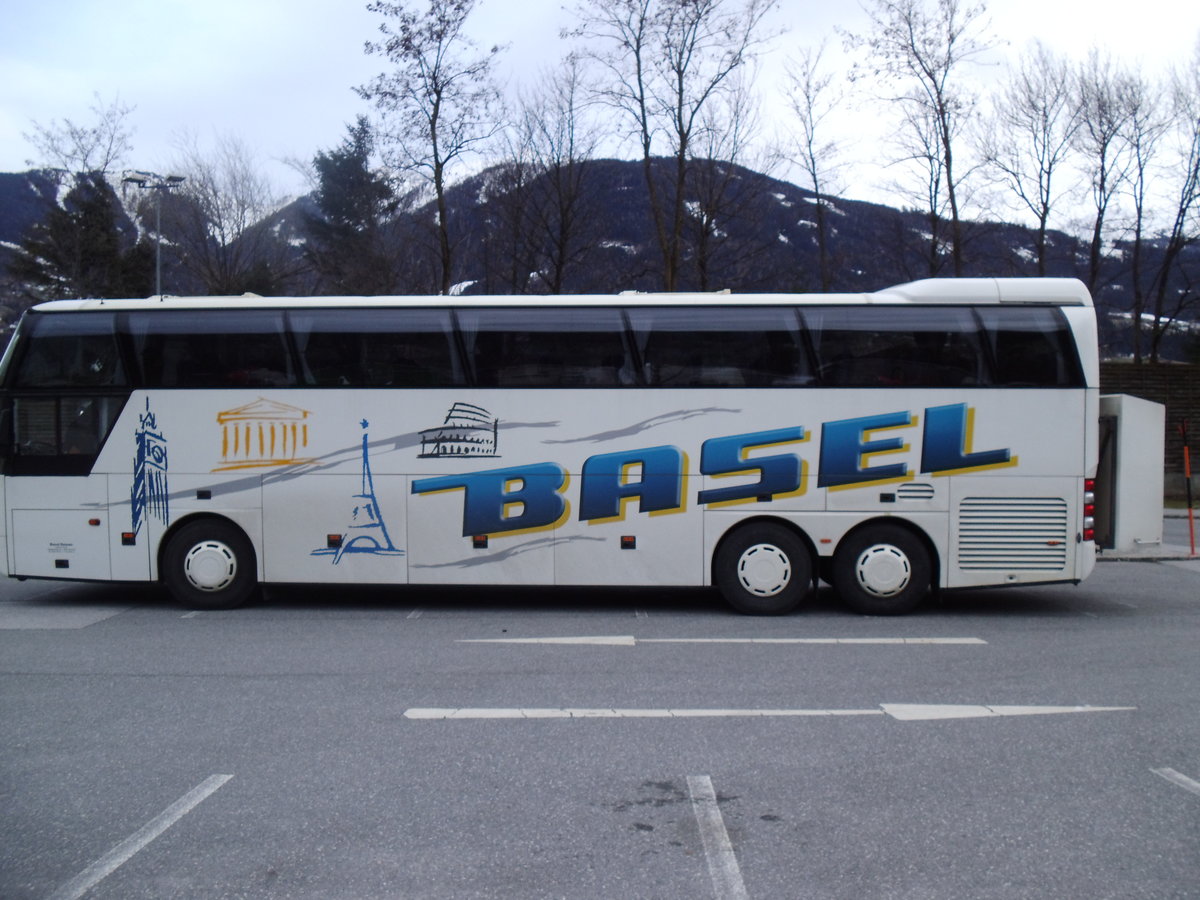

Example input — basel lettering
[412,403,1014,537]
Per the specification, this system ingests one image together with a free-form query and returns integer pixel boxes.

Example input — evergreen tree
[305,117,398,294]
[8,173,153,302]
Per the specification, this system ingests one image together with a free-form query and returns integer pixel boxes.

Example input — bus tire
[714,523,812,615]
[832,524,930,615]
[162,519,258,610]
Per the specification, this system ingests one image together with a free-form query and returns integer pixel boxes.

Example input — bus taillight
[1083,478,1096,541]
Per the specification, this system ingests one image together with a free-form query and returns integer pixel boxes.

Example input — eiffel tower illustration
[312,419,404,563]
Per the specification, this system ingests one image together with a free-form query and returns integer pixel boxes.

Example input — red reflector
[620,535,636,549]
[88,518,101,526]
[326,534,343,548]
[1084,504,1095,516]
[1083,529,1095,542]
[1084,478,1096,492]
[472,535,489,549]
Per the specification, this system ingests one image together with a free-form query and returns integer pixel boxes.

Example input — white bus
[0,278,1099,615]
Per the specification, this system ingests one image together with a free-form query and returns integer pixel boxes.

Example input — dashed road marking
[48,774,233,900]
[1152,767,1200,798]
[880,703,1136,720]
[403,704,1133,721]
[0,604,130,630]
[688,776,749,900]
[457,635,986,646]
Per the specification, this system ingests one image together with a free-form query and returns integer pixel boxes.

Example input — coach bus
[0,278,1099,615]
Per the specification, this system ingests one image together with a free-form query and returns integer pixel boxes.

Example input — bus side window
[630,307,810,388]
[128,310,295,388]
[978,307,1083,387]
[458,308,630,388]
[290,308,461,388]
[10,313,126,389]
[805,306,984,388]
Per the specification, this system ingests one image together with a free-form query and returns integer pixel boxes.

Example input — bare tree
[1120,72,1170,360]
[166,133,296,295]
[981,41,1081,275]
[23,93,135,176]
[1072,50,1134,293]
[684,76,780,290]
[16,94,147,304]
[1144,49,1200,362]
[570,0,776,290]
[785,42,844,290]
[520,54,603,293]
[477,152,541,294]
[895,97,952,276]
[359,0,502,295]
[850,0,993,276]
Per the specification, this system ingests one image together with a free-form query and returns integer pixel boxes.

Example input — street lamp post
[122,170,185,297]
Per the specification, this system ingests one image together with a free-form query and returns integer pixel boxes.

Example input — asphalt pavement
[1,525,1198,899]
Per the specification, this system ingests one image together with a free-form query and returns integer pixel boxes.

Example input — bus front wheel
[714,523,812,615]
[832,524,930,615]
[162,519,258,610]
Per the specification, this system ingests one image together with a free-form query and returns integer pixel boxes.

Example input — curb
[1097,545,1197,562]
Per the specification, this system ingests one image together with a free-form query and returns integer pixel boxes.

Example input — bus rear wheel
[162,519,258,610]
[714,523,812,615]
[832,524,930,615]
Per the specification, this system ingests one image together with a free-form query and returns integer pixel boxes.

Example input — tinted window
[628,307,810,387]
[10,396,125,457]
[458,307,632,387]
[129,309,295,388]
[805,306,985,387]
[291,308,460,387]
[10,312,126,388]
[977,307,1083,387]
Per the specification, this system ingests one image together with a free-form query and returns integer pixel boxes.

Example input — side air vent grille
[958,497,1069,570]
[897,483,935,501]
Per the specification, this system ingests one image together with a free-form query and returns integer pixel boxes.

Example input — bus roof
[29,277,1092,313]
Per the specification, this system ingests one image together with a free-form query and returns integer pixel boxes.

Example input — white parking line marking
[461,635,637,645]
[403,708,880,719]
[642,637,986,645]
[47,774,233,900]
[457,636,985,646]
[1152,767,1200,797]
[687,776,749,900]
[881,704,1136,720]
[403,704,1134,720]
[407,608,423,619]
[0,604,130,630]
[180,611,200,619]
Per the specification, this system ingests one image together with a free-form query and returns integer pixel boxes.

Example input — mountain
[2,160,1197,360]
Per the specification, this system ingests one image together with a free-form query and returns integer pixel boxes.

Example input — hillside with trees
[1,0,1197,361]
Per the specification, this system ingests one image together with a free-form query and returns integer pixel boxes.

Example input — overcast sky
[1,0,1196,206]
